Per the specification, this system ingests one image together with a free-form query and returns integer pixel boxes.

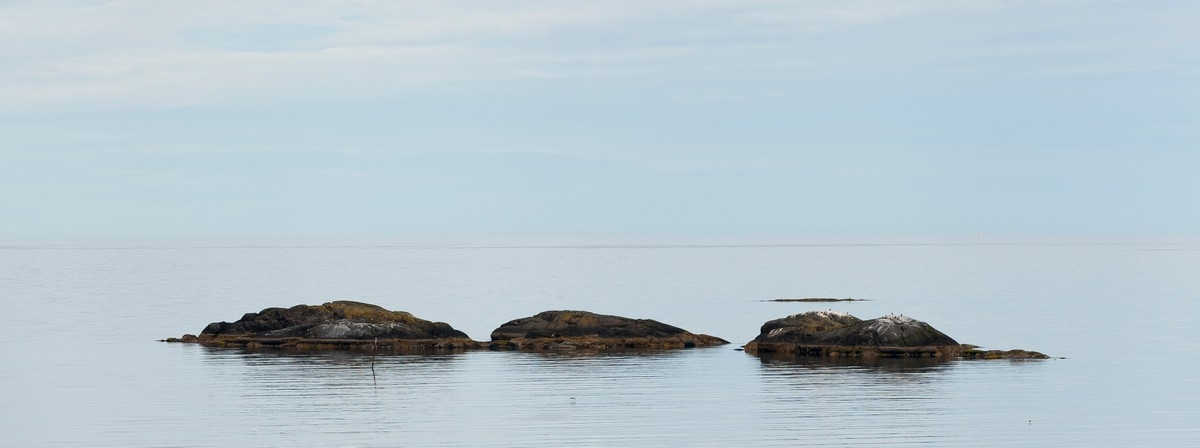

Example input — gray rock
[752,311,956,347]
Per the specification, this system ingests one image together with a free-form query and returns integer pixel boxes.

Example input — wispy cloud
[8,0,1190,112]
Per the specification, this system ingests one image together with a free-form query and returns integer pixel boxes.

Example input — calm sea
[2,236,1198,447]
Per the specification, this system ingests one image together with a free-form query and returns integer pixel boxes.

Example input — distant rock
[769,297,868,303]
[184,301,481,351]
[744,311,1047,359]
[488,310,729,350]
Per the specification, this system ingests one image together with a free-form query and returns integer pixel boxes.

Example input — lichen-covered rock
[489,310,728,350]
[744,311,1047,359]
[813,314,959,347]
[754,310,864,344]
[189,301,481,351]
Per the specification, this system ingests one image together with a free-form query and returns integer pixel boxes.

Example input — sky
[1,0,1197,239]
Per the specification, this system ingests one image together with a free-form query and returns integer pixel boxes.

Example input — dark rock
[813,314,959,347]
[190,301,480,351]
[744,311,1047,359]
[162,334,199,343]
[489,310,728,350]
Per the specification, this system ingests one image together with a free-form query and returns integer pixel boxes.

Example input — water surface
[2,236,1197,446]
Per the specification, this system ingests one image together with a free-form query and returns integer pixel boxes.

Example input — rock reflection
[200,345,465,367]
[514,347,695,361]
[755,352,956,373]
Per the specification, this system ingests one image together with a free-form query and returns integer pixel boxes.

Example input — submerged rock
[187,301,482,351]
[744,311,1047,359]
[488,310,729,350]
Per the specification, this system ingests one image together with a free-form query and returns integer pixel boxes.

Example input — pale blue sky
[1,0,1196,239]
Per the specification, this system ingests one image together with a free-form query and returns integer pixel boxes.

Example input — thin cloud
[1,0,1195,112]
[0,1,999,111]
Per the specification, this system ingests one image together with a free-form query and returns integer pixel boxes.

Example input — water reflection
[188,346,760,447]
[753,353,959,445]
[198,346,468,415]
[755,352,956,373]
[201,345,466,366]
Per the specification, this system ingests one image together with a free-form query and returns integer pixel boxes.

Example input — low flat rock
[489,310,729,350]
[184,301,482,351]
[744,311,1047,359]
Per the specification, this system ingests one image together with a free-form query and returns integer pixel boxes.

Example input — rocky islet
[487,310,728,350]
[170,301,1047,359]
[183,301,481,351]
[743,310,1049,359]
[175,301,728,352]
